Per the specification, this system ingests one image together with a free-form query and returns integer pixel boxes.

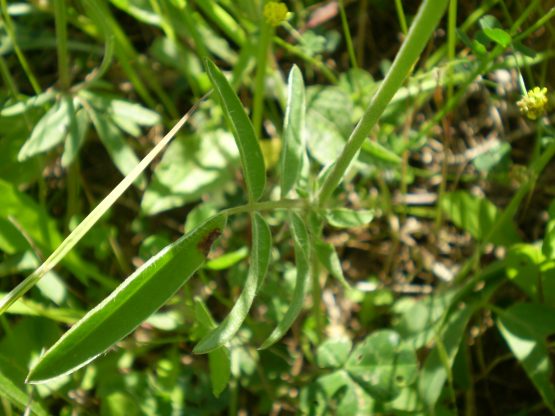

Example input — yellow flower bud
[263,1,289,27]
[517,86,548,120]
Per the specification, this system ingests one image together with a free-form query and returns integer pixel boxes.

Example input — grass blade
[259,212,309,349]
[0,370,48,416]
[0,99,204,316]
[194,213,272,354]
[280,65,306,197]
[26,214,226,384]
[205,59,266,202]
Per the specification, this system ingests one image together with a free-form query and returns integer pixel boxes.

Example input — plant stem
[434,0,457,231]
[394,0,408,35]
[0,0,42,94]
[252,21,273,139]
[455,140,555,283]
[317,0,450,207]
[53,0,70,91]
[273,37,338,83]
[310,245,324,343]
[221,199,307,217]
[338,0,358,69]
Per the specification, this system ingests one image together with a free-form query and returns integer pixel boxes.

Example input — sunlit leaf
[346,330,417,402]
[18,98,71,160]
[259,212,309,349]
[205,59,266,201]
[281,65,306,196]
[194,213,271,354]
[497,303,555,413]
[27,215,226,383]
[314,239,351,289]
[325,208,374,228]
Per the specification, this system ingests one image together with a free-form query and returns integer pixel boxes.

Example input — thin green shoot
[0,96,209,315]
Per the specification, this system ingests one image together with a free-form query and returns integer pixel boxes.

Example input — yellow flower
[263,1,289,27]
[517,86,548,120]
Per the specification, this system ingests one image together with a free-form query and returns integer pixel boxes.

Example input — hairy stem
[317,0,450,206]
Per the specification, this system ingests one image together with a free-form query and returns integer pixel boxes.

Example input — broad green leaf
[300,370,373,416]
[345,330,417,402]
[325,208,374,228]
[87,106,146,189]
[259,212,309,349]
[205,59,266,201]
[316,337,352,369]
[0,90,56,117]
[0,370,48,416]
[482,27,512,48]
[61,106,89,167]
[440,191,521,246]
[110,96,161,126]
[79,90,160,134]
[18,98,71,160]
[305,86,353,165]
[506,244,544,302]
[497,303,555,413]
[26,214,226,384]
[141,131,239,215]
[314,239,351,289]
[194,213,271,354]
[281,65,306,196]
[394,290,457,350]
[193,298,231,398]
[208,341,232,398]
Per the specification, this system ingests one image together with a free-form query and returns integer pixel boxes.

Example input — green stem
[310,244,323,342]
[0,0,42,94]
[455,141,555,283]
[317,0,450,207]
[339,0,358,68]
[221,199,307,217]
[434,0,457,231]
[273,37,338,83]
[53,0,70,90]
[394,0,408,35]
[252,22,273,139]
[514,7,555,43]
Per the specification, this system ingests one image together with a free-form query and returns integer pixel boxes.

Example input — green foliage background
[1,0,555,414]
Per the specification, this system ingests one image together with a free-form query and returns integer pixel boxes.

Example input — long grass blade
[0,97,206,316]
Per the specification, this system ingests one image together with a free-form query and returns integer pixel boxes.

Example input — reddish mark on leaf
[197,229,221,256]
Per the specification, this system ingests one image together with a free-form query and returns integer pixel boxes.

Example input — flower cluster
[517,86,548,120]
[263,1,289,27]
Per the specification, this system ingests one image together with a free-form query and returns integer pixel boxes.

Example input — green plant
[2,0,555,414]
[2,0,448,382]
